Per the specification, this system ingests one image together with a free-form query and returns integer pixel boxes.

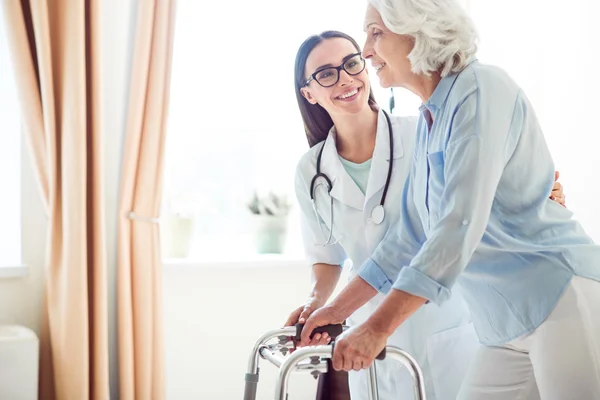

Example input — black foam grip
[295,323,344,341]
[295,323,386,360]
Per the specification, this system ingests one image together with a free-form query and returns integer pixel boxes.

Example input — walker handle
[294,323,343,341]
[295,323,386,360]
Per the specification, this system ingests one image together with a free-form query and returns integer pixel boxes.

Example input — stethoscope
[309,110,394,246]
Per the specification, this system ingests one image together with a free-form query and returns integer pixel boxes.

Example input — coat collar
[318,110,406,211]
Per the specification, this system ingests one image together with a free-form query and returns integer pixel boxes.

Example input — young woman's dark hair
[294,31,378,148]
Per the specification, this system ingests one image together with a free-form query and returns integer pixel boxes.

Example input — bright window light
[0,8,23,268]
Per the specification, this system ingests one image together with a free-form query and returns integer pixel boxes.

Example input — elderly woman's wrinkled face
[362,4,414,88]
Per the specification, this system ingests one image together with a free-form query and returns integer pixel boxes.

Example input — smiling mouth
[373,63,386,72]
[335,87,361,101]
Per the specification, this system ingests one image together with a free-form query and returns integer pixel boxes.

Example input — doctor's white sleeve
[294,167,347,267]
[361,87,519,306]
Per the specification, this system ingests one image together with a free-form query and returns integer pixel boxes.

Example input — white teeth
[338,89,358,99]
[373,63,385,71]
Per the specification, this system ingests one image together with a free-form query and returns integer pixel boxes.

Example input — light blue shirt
[339,156,372,195]
[358,60,600,345]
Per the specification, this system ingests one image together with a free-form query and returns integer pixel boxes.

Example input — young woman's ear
[301,87,318,105]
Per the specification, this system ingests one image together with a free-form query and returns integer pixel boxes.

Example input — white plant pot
[252,214,288,254]
[161,215,195,258]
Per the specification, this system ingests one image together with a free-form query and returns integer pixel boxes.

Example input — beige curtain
[117,0,177,399]
[0,1,109,399]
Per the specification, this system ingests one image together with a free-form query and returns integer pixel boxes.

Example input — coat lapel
[364,110,406,206]
[320,130,365,211]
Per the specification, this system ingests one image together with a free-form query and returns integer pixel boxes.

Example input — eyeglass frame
[302,52,366,88]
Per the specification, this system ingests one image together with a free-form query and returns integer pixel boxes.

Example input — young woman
[286,30,565,400]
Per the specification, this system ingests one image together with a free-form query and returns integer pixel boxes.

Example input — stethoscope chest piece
[371,204,385,225]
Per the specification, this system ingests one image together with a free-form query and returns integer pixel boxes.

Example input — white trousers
[457,276,600,400]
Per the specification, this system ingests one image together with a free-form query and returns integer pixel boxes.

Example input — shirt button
[462,220,469,226]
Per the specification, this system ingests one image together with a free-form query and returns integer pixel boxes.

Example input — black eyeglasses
[303,53,366,88]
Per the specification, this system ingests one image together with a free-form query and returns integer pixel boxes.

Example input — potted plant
[246,191,292,254]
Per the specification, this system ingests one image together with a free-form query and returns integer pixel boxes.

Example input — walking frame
[243,324,426,400]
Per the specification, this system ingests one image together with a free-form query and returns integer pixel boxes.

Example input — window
[163,0,600,262]
[162,1,419,261]
[0,8,23,269]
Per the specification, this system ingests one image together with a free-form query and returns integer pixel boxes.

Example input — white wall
[163,261,350,400]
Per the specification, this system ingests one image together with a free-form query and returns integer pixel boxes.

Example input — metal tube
[294,361,328,375]
[244,327,296,400]
[275,345,333,400]
[386,346,427,400]
[246,327,297,374]
[259,346,283,368]
[366,360,380,400]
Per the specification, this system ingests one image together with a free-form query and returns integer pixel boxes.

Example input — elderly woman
[300,1,600,399]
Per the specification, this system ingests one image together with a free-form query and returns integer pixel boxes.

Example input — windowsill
[0,264,29,279]
[163,253,308,269]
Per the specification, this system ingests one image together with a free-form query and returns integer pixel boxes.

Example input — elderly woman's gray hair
[368,0,478,77]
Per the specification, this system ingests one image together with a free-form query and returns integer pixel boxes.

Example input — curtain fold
[117,0,177,398]
[0,0,109,399]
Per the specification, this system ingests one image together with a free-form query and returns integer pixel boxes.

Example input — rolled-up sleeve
[364,87,522,305]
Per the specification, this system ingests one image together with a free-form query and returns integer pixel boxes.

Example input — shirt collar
[422,58,478,113]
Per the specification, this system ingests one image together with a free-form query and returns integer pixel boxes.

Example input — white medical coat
[294,110,479,400]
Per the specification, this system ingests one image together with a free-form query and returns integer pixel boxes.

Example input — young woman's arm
[286,162,347,346]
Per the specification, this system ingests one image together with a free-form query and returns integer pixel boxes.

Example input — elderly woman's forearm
[329,275,378,319]
[367,289,427,336]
